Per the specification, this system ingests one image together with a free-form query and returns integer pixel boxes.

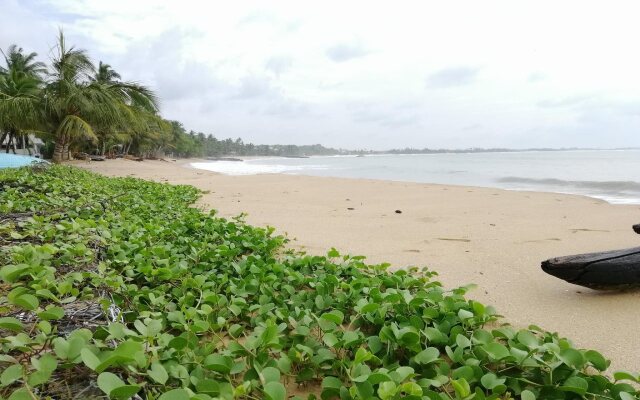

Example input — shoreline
[188,155,640,206]
[192,160,620,207]
[181,158,622,208]
[72,158,640,373]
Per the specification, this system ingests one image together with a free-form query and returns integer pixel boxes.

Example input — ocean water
[191,150,640,204]
[0,153,48,169]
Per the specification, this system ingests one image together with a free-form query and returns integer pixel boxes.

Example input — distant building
[0,133,44,157]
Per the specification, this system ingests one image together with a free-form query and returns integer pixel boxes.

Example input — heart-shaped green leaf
[1,364,23,387]
[12,293,39,311]
[37,306,65,321]
[158,388,191,400]
[148,362,169,385]
[0,317,23,332]
[414,347,440,364]
[97,372,140,399]
[263,381,286,400]
[203,354,232,374]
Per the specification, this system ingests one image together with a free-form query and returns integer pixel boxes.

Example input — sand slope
[74,159,640,373]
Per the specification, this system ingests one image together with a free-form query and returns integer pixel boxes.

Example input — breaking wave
[498,177,640,192]
[190,161,329,176]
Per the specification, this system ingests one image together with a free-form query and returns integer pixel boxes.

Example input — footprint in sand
[437,238,471,242]
[570,228,610,233]
[403,249,421,253]
[521,238,561,243]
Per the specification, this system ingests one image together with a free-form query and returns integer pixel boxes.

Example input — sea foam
[190,161,328,176]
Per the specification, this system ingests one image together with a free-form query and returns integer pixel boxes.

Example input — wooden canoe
[541,225,640,290]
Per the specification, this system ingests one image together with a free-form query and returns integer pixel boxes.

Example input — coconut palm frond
[109,81,159,113]
[93,61,122,83]
[111,131,132,142]
[0,69,43,130]
[1,44,47,77]
[118,103,147,131]
[0,95,42,130]
[49,29,95,85]
[0,70,41,97]
[56,114,98,142]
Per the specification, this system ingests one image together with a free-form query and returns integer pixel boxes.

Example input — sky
[2,0,640,150]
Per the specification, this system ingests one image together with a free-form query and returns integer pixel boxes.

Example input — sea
[191,149,640,205]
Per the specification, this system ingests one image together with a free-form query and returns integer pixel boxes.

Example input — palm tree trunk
[0,131,7,153]
[64,141,70,160]
[6,132,15,154]
[52,133,67,163]
[24,135,32,156]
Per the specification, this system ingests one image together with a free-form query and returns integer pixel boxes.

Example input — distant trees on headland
[167,122,344,158]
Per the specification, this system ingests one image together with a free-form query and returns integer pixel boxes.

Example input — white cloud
[264,55,292,76]
[426,67,480,89]
[2,0,640,149]
[326,41,369,62]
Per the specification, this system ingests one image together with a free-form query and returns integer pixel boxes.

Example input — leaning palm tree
[88,62,123,155]
[0,45,47,77]
[0,45,45,153]
[92,61,121,84]
[43,31,158,162]
[88,61,159,156]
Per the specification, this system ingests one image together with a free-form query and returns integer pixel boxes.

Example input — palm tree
[0,32,160,162]
[92,61,121,84]
[0,45,45,153]
[43,31,158,162]
[89,61,159,156]
[0,45,46,77]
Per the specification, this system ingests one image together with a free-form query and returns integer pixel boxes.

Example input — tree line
[168,127,344,158]
[0,32,344,162]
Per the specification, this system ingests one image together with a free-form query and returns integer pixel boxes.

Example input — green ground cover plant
[0,166,638,399]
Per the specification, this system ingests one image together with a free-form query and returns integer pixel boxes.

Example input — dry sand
[74,158,640,373]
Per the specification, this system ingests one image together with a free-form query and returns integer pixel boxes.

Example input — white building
[0,133,44,157]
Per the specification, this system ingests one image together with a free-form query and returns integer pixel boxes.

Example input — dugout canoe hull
[541,224,640,290]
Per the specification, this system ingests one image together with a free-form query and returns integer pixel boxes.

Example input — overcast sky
[2,0,640,150]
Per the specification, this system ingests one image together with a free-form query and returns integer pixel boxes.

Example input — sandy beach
[74,158,640,373]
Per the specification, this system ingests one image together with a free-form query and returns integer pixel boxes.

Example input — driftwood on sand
[541,224,640,289]
[76,152,106,161]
